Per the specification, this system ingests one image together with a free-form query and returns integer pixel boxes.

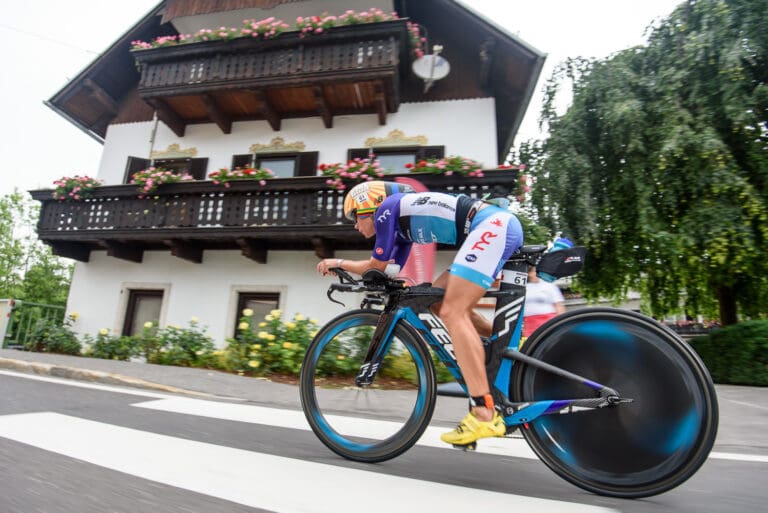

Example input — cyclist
[316,180,524,446]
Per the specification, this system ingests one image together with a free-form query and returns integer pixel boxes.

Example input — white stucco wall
[66,249,456,345]
[97,98,498,185]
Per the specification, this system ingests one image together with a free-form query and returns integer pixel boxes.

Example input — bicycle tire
[300,310,436,462]
[511,307,718,498]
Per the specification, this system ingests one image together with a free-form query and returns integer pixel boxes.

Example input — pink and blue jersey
[371,192,523,288]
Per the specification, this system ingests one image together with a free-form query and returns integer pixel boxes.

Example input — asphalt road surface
[0,371,766,513]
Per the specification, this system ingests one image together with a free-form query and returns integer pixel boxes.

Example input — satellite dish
[412,48,450,92]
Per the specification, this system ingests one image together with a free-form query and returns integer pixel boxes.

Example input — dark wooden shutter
[232,154,253,169]
[124,157,150,183]
[347,148,371,161]
[188,158,208,180]
[417,146,445,160]
[296,151,319,177]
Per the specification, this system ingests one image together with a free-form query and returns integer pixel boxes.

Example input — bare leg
[431,271,492,338]
[437,273,494,421]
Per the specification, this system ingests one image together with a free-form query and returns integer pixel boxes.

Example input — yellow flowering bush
[223,309,318,376]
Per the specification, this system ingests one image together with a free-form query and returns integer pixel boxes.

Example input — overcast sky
[0,0,682,197]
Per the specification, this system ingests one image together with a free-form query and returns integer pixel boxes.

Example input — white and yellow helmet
[342,181,414,221]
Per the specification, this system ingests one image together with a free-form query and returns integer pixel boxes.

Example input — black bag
[536,246,587,281]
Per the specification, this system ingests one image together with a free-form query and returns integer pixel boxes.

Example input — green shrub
[24,317,81,355]
[151,319,217,367]
[83,330,140,360]
[690,320,768,386]
[223,309,319,376]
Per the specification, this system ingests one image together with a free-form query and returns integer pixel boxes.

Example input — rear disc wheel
[512,308,718,497]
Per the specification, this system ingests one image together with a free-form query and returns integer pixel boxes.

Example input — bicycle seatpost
[492,258,528,346]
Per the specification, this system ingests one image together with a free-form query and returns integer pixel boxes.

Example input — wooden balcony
[30,171,519,264]
[132,20,410,135]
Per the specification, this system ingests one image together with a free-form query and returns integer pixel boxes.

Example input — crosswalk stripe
[4,369,766,464]
[0,412,619,513]
[134,397,539,459]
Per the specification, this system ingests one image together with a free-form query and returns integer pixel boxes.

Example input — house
[31,0,545,344]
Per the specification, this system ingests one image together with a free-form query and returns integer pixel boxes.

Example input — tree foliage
[0,192,72,305]
[527,0,768,324]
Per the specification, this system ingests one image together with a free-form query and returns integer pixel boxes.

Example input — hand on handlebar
[317,258,345,276]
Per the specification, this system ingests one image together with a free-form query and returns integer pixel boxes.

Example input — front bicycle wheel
[300,310,436,462]
[512,308,718,498]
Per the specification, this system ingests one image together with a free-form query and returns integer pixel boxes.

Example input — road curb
[0,357,216,398]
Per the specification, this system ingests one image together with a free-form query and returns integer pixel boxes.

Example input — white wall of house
[97,98,498,184]
[66,249,456,345]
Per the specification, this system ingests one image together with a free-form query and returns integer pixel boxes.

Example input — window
[235,292,280,333]
[124,157,208,183]
[231,152,319,178]
[122,289,164,336]
[347,146,445,174]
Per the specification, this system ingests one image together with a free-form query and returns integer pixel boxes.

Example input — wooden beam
[49,241,90,262]
[83,78,118,115]
[236,238,267,264]
[311,237,334,259]
[374,83,387,125]
[146,98,186,137]
[105,242,143,263]
[163,240,203,263]
[313,87,333,128]
[202,94,232,134]
[252,90,281,131]
[478,38,496,92]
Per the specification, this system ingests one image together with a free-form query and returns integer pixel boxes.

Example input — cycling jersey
[372,192,524,288]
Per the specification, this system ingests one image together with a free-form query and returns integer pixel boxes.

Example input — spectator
[523,265,565,338]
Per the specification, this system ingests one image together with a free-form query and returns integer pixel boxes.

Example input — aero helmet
[343,180,414,221]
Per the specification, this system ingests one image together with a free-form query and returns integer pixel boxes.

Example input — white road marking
[0,369,183,400]
[4,369,766,464]
[0,412,619,513]
[726,399,768,412]
[134,397,540,459]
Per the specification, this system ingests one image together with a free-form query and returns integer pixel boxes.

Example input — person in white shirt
[523,265,565,338]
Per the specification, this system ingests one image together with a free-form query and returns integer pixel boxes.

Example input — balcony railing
[30,171,519,264]
[132,20,410,134]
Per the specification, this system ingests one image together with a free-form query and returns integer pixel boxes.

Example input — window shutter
[347,148,371,161]
[296,151,319,177]
[417,146,445,160]
[124,157,150,184]
[232,154,253,169]
[188,158,208,180]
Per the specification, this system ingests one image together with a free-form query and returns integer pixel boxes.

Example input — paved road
[0,352,766,513]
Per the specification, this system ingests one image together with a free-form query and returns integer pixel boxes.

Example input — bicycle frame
[354,255,626,428]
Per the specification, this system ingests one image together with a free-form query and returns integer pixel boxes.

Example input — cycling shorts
[448,206,523,289]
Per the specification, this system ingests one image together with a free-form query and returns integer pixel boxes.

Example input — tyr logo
[472,231,498,251]
[377,209,391,223]
[491,218,502,227]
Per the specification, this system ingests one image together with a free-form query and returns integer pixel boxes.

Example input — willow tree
[529,0,768,324]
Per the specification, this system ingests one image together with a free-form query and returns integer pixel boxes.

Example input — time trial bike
[299,244,718,498]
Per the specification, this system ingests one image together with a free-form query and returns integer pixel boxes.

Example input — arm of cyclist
[316,257,388,277]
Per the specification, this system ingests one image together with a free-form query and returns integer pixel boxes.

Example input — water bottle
[538,237,574,282]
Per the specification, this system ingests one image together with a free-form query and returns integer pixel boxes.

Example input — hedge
[689,320,768,386]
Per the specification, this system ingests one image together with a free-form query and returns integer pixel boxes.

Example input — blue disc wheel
[512,308,718,498]
[299,310,436,462]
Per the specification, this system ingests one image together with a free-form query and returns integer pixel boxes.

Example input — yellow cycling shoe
[440,410,506,446]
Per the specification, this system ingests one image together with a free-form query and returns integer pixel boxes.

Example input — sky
[0,0,683,198]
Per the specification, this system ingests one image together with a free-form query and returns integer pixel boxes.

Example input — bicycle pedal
[451,442,477,451]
